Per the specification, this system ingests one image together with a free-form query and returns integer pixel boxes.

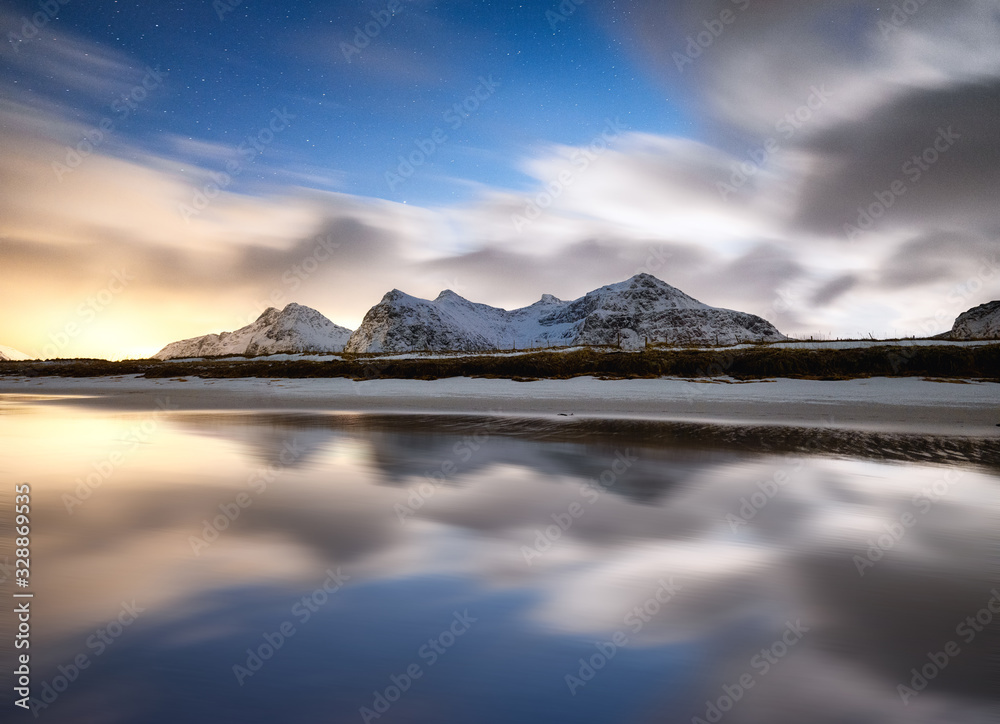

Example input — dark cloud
[877,231,1000,290]
[616,0,1000,139]
[795,81,1000,237]
[0,215,396,294]
[601,1,1000,332]
[234,215,402,282]
[5,1,1000,353]
[413,238,711,309]
[411,236,802,330]
[811,273,859,306]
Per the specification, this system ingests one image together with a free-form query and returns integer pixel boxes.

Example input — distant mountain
[154,303,353,359]
[344,273,785,353]
[942,300,1000,339]
[0,345,30,361]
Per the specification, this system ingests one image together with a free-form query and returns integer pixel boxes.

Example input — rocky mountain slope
[345,273,785,353]
[943,300,1000,339]
[154,303,353,359]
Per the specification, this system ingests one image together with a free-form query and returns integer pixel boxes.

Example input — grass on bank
[1,344,998,381]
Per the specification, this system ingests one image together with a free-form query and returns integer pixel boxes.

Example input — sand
[2,374,998,437]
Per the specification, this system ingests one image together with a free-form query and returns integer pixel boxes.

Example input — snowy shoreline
[2,375,998,437]
[148,337,997,363]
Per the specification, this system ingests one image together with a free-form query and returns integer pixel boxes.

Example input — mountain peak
[947,299,1000,339]
[345,275,784,353]
[590,273,696,305]
[0,344,30,361]
[620,273,674,290]
[255,307,282,324]
[155,302,353,359]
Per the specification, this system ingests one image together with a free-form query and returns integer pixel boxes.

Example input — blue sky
[9,0,690,205]
[2,0,1000,357]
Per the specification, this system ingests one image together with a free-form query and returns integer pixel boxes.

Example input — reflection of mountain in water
[172,412,1000,483]
[171,412,764,504]
[11,399,999,724]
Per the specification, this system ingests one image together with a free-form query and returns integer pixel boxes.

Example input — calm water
[2,395,999,723]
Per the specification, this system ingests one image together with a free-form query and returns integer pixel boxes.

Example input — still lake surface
[2,395,998,723]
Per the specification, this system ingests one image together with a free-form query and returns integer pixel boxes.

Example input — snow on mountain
[0,345,30,361]
[944,300,1000,339]
[154,303,353,360]
[344,273,785,353]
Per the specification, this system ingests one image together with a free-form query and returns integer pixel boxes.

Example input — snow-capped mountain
[944,300,1000,339]
[154,303,353,359]
[0,344,30,361]
[344,273,785,353]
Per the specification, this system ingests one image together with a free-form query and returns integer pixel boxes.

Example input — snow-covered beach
[3,375,998,437]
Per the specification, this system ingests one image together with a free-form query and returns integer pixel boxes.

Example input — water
[2,396,998,723]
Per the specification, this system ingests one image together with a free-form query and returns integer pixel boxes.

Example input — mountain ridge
[0,345,30,361]
[344,273,785,353]
[154,303,353,359]
[943,300,1000,340]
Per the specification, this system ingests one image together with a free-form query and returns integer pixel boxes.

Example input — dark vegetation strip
[1,345,999,380]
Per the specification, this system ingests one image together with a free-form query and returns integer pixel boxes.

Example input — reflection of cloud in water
[171,411,750,502]
[9,406,1000,723]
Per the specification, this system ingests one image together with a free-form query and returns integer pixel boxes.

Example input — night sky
[2,0,999,358]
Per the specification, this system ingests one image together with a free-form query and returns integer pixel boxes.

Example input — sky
[1,0,999,359]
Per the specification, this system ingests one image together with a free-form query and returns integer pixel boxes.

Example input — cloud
[4,1,1000,355]
[618,0,1000,139]
[581,1,1000,335]
[810,273,859,307]
[0,8,166,119]
[795,80,1000,237]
